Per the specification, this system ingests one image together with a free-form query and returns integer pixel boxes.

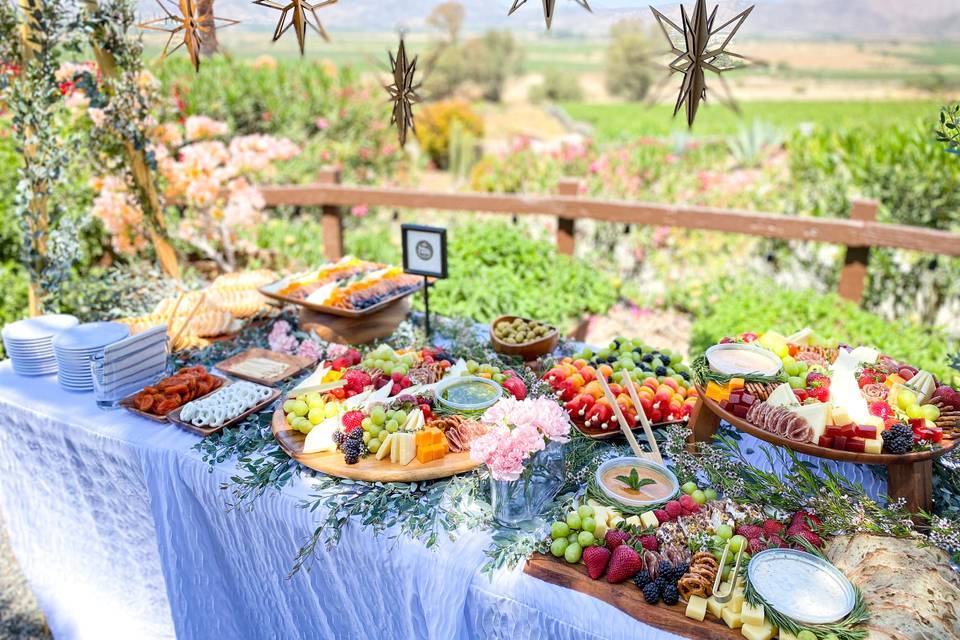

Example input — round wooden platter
[271,408,482,482]
[696,385,957,465]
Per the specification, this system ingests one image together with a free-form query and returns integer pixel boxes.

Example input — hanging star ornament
[650,0,753,127]
[253,0,337,55]
[508,0,591,31]
[138,0,239,72]
[384,38,421,148]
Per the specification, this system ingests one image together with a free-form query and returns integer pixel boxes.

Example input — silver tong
[712,539,745,603]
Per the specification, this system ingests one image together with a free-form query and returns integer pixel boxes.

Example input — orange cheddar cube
[416,441,449,464]
[728,378,745,391]
[415,427,444,448]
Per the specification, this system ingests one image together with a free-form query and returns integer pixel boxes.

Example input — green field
[560,100,944,140]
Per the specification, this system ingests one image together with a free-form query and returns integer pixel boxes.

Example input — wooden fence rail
[256,170,960,305]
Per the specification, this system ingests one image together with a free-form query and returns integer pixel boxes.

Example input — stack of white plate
[2,314,79,376]
[52,322,130,392]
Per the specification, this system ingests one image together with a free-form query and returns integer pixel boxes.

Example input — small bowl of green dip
[435,376,503,414]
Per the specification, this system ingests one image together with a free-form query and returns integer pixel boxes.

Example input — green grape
[371,408,386,426]
[368,439,381,453]
[385,419,399,433]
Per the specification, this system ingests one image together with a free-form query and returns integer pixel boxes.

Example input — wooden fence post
[318,167,344,261]
[837,199,878,304]
[556,178,582,255]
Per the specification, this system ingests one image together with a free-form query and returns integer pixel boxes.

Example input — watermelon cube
[931,428,944,443]
[845,437,866,453]
[741,393,756,406]
[909,418,926,432]
[855,425,878,439]
[833,436,848,451]
[818,435,834,448]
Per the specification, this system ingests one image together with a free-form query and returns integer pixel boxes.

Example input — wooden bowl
[490,315,559,361]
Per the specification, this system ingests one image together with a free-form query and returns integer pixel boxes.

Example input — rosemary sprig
[691,354,783,387]
[743,537,869,640]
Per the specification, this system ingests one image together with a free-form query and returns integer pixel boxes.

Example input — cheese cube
[741,602,765,627]
[721,607,743,629]
[741,621,777,640]
[864,438,883,455]
[625,515,641,527]
[706,596,725,619]
[640,511,660,529]
[684,595,708,622]
[831,406,852,426]
[609,515,624,528]
[728,590,745,613]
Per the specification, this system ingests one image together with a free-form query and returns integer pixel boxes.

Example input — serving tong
[597,370,664,464]
[712,539,745,604]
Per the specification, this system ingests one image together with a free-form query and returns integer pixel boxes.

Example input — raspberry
[679,495,697,509]
[664,501,683,519]
[341,411,364,432]
[736,524,763,540]
[653,509,670,523]
[639,535,659,552]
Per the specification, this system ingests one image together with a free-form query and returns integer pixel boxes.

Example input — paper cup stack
[2,314,80,376]
[52,322,130,392]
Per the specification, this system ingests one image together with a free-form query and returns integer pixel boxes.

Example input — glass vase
[490,440,565,528]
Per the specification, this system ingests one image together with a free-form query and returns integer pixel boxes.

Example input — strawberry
[606,544,642,583]
[419,403,432,420]
[583,546,611,580]
[330,357,351,371]
[653,509,670,523]
[736,524,763,540]
[502,376,527,401]
[785,523,809,538]
[762,519,784,536]
[343,370,372,393]
[346,349,361,366]
[766,534,785,548]
[341,411,364,433]
[639,535,659,552]
[748,537,767,554]
[792,510,822,529]
[605,530,631,552]
[664,501,683,519]
[797,529,823,549]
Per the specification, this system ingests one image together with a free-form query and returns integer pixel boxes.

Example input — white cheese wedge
[304,281,338,305]
[787,402,831,443]
[765,383,799,408]
[395,433,416,466]
[849,345,879,364]
[376,433,394,460]
[830,350,870,424]
[785,327,813,345]
[289,366,330,395]
[302,416,340,454]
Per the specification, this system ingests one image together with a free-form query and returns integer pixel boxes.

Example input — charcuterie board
[271,408,482,482]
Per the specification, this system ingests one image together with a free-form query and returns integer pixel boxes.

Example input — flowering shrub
[470,397,570,481]
[91,115,299,270]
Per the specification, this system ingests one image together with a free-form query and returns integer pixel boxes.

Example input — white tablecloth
[0,362,687,640]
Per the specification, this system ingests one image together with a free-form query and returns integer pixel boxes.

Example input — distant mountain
[139,0,959,39]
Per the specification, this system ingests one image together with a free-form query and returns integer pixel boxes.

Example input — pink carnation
[471,397,570,481]
[267,320,298,354]
[297,339,322,362]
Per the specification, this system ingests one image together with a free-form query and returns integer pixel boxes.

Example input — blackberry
[661,584,680,606]
[679,371,690,382]
[654,575,669,593]
[632,570,652,589]
[655,366,668,376]
[342,433,366,465]
[642,354,654,363]
[657,561,672,579]
[881,423,914,454]
[332,430,347,449]
[642,581,661,605]
[671,562,689,582]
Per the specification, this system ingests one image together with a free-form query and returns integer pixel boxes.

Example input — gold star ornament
[253,0,338,55]
[384,38,421,148]
[139,0,239,72]
[650,0,753,127]
[508,0,591,31]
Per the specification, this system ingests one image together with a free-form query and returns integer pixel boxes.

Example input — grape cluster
[881,423,914,455]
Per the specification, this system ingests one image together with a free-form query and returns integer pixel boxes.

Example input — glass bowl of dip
[595,456,679,508]
[435,376,503,414]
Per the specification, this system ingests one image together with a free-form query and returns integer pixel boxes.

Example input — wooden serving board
[271,408,482,482]
[167,387,281,437]
[694,384,958,465]
[215,348,315,386]
[524,554,740,640]
[259,280,424,318]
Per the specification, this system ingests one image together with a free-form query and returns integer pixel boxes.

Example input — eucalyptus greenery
[937,103,960,154]
[1,0,89,311]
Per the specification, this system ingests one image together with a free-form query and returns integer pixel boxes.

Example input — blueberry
[633,347,643,354]
[655,366,667,376]
[679,371,690,381]
[642,354,654,363]
[607,355,617,363]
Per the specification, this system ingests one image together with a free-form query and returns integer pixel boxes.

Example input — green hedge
[689,278,958,383]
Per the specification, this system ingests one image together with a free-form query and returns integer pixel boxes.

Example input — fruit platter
[259,256,425,318]
[527,471,880,640]
[692,329,958,463]
[271,345,531,482]
[542,337,698,439]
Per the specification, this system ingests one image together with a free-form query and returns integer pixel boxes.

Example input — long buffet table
[0,361,689,640]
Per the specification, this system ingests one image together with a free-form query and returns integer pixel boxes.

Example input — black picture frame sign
[401,224,447,335]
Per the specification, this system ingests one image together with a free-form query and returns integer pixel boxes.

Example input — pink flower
[350,205,368,218]
[297,339,322,362]
[268,320,298,354]
[471,397,570,481]
[315,117,330,130]
[325,342,349,359]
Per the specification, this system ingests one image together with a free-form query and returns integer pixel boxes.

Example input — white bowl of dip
[706,343,782,377]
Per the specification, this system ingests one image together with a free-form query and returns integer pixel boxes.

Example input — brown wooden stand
[688,391,955,515]
[300,298,411,345]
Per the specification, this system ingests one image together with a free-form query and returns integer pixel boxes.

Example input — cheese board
[524,554,741,640]
[271,408,482,482]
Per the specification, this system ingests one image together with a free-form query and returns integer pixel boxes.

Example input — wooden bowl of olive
[490,315,559,361]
